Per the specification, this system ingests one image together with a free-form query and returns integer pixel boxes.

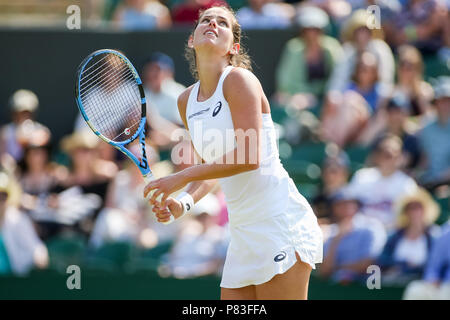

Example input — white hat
[296,6,329,29]
[9,89,39,112]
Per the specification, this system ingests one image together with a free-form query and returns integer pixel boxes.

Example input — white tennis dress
[185,66,323,288]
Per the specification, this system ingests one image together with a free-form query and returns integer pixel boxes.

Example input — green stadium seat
[45,236,87,273]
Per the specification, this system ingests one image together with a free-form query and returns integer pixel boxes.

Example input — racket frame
[75,49,152,180]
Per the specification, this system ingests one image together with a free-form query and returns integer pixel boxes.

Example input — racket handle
[143,174,175,225]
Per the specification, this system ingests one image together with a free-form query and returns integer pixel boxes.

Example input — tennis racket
[75,49,174,224]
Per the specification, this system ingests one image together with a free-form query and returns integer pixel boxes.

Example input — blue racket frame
[75,49,152,179]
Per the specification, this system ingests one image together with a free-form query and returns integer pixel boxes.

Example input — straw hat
[340,9,384,43]
[0,171,10,195]
[395,188,440,228]
[60,129,99,153]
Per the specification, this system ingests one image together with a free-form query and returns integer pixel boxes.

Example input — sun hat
[394,188,440,228]
[296,6,329,30]
[9,89,39,113]
[60,129,99,153]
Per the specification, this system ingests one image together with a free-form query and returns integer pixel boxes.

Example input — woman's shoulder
[225,67,260,88]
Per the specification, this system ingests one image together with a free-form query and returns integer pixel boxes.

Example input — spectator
[143,52,185,126]
[171,0,227,26]
[326,9,395,94]
[319,186,387,283]
[89,143,180,248]
[319,89,371,147]
[391,45,434,117]
[348,135,418,230]
[383,0,448,53]
[377,188,440,285]
[161,193,228,278]
[0,171,49,275]
[313,150,351,224]
[141,52,187,151]
[403,222,450,299]
[43,129,118,239]
[417,76,450,189]
[113,0,172,30]
[17,142,58,240]
[358,95,422,172]
[346,51,387,114]
[235,0,293,30]
[0,89,50,163]
[275,5,343,110]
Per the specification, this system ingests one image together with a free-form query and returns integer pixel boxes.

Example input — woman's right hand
[152,197,183,223]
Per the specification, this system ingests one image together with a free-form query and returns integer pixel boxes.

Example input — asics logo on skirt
[274,251,287,262]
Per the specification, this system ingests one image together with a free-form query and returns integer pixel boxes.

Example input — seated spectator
[171,0,227,26]
[41,130,118,239]
[417,76,450,189]
[89,143,180,249]
[319,89,371,147]
[312,150,351,224]
[0,89,50,163]
[403,221,450,299]
[17,142,59,239]
[236,0,293,30]
[160,193,228,279]
[141,52,188,152]
[358,95,422,172]
[326,9,395,94]
[348,135,418,230]
[319,186,387,283]
[0,171,49,275]
[391,45,434,117]
[383,0,448,53]
[377,188,440,285]
[346,51,388,114]
[143,52,185,126]
[113,0,172,30]
[275,6,342,111]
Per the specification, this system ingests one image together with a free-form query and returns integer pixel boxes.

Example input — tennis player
[144,6,323,300]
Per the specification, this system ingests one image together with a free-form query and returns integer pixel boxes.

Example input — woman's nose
[209,19,217,28]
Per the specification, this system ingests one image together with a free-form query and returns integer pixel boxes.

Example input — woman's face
[26,148,48,171]
[404,201,425,226]
[356,62,377,87]
[190,8,237,58]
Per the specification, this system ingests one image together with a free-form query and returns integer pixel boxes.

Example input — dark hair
[184,6,252,80]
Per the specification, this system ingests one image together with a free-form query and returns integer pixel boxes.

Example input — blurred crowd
[1,0,450,300]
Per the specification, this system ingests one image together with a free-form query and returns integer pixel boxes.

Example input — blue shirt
[324,228,376,282]
[418,119,450,183]
[424,225,450,283]
[0,232,12,275]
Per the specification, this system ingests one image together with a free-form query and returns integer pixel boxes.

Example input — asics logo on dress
[212,101,222,117]
[188,107,210,120]
[274,251,287,262]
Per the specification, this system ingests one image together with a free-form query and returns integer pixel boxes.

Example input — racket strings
[79,53,142,142]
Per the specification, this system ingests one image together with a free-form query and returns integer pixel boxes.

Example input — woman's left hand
[143,172,188,207]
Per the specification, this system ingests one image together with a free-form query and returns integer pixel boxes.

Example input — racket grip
[143,174,175,225]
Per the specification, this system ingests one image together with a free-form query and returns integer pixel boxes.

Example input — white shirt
[348,167,418,230]
[394,235,428,267]
[1,207,46,275]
